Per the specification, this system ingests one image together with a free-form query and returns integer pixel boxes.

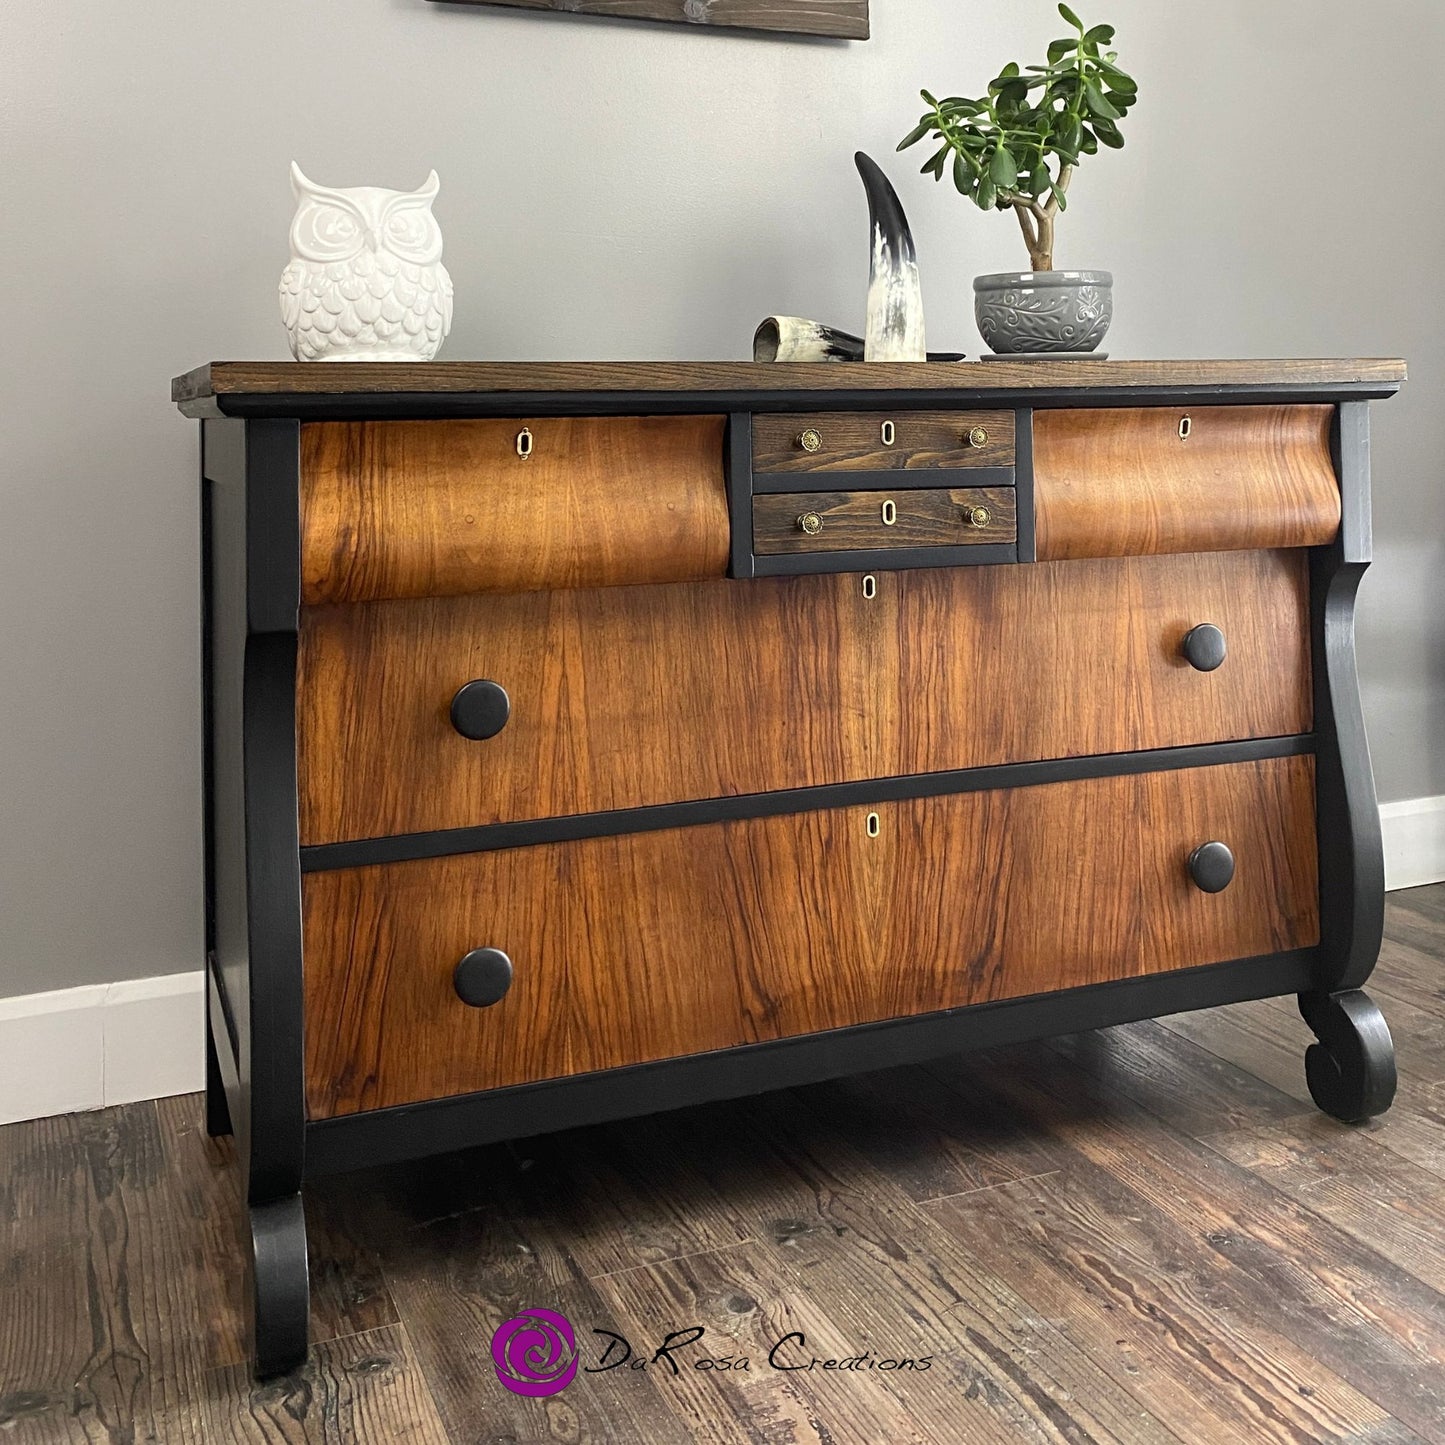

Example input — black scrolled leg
[206,418,310,1376]
[249,1194,310,1377]
[1299,989,1397,1123]
[205,1023,233,1139]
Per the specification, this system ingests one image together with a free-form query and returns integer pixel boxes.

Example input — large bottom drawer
[302,755,1319,1118]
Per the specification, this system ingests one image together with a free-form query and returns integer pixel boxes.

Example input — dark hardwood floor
[5,887,1445,1443]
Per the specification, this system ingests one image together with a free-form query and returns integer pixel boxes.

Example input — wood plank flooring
[4,885,1445,1442]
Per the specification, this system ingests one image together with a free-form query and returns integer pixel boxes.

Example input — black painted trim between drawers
[750,465,1016,494]
[725,412,754,580]
[299,734,1317,873]
[1015,407,1037,563]
[753,542,1019,575]
[304,948,1319,1175]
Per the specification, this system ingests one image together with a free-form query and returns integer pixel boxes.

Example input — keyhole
[881,420,896,446]
[862,574,877,600]
[866,812,880,838]
[881,499,897,527]
[516,428,534,459]
[1178,415,1192,441]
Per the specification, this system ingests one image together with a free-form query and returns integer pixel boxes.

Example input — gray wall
[2,0,1441,997]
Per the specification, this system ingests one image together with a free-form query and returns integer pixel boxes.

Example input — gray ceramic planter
[974,270,1113,355]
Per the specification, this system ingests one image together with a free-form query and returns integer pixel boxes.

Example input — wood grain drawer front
[1034,405,1340,560]
[303,754,1320,1116]
[752,410,1014,473]
[299,415,729,604]
[296,549,1311,845]
[754,487,1016,554]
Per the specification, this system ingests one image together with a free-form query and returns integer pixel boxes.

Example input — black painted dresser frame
[199,377,1396,1376]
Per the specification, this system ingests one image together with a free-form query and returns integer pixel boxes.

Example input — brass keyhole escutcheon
[967,425,989,449]
[866,812,881,839]
[881,499,897,526]
[965,505,993,528]
[799,428,823,453]
[862,574,877,600]
[880,420,896,446]
[797,511,824,536]
[515,427,533,460]
[1179,415,1193,440]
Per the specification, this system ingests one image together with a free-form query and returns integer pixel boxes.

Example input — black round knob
[1189,841,1236,894]
[450,680,511,740]
[453,948,514,1008]
[1182,623,1227,673]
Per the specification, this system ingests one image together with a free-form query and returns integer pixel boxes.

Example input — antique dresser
[173,357,1405,1375]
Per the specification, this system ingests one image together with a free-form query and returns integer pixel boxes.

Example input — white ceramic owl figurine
[279,163,454,362]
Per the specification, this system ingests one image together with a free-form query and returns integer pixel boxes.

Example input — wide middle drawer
[296,548,1313,845]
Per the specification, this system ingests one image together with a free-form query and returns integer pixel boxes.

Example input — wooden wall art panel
[302,755,1320,1116]
[427,0,869,40]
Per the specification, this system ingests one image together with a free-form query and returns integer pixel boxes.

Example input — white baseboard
[0,793,1443,1127]
[1381,794,1445,893]
[0,970,203,1126]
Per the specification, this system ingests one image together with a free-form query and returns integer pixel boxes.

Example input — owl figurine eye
[291,203,365,262]
[280,163,454,362]
[380,181,444,266]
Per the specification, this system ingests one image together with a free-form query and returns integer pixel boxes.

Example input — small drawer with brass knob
[752,410,1015,475]
[754,487,1017,555]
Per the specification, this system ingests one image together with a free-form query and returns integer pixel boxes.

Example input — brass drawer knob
[964,505,993,529]
[966,425,990,448]
[797,511,824,536]
[799,428,823,453]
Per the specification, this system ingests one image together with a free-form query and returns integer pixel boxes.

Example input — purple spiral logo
[491,1309,578,1397]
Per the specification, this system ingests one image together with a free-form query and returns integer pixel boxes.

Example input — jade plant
[898,5,1137,272]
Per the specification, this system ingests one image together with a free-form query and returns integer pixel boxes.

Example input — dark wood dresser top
[172,358,1407,418]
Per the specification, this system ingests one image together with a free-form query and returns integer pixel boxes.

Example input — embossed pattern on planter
[975,272,1113,355]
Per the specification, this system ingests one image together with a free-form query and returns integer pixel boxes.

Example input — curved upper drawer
[299,416,729,603]
[1034,405,1340,560]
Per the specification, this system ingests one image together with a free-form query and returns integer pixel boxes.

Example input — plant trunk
[1012,201,1055,273]
[1014,167,1072,272]
[1031,211,1055,272]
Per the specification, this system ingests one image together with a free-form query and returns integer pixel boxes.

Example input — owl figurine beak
[364,228,382,253]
